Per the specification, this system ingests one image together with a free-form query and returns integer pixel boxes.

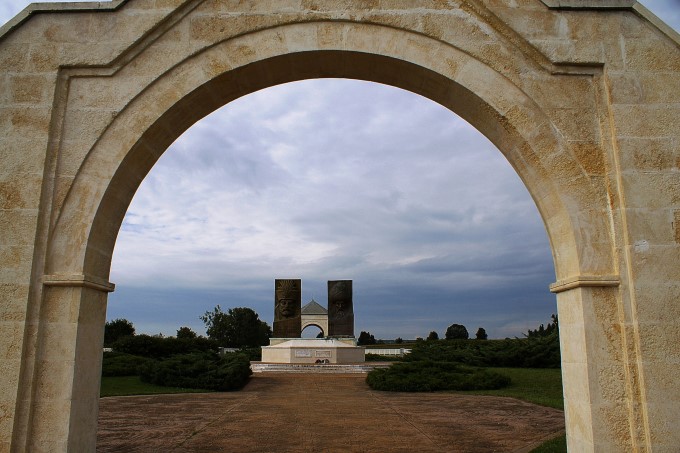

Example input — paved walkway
[97,373,564,452]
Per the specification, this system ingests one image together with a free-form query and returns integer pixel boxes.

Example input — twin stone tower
[262,279,364,365]
[273,279,354,338]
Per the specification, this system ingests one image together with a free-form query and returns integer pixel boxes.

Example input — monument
[328,280,354,337]
[300,299,328,336]
[261,279,364,364]
[273,279,302,338]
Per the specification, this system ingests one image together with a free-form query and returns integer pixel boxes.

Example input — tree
[475,327,488,340]
[177,326,198,339]
[445,323,469,340]
[395,337,403,344]
[525,314,559,338]
[427,331,439,341]
[357,331,376,345]
[316,331,324,338]
[104,318,135,345]
[200,306,272,348]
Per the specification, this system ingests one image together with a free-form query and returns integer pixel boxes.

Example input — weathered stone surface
[0,1,679,451]
[327,280,354,337]
[273,278,301,338]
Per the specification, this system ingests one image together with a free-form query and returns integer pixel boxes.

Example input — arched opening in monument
[301,325,325,339]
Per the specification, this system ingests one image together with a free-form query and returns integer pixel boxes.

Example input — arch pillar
[12,277,112,452]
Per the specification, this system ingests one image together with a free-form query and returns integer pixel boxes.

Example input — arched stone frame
[39,32,622,449]
[1,1,678,452]
[300,322,326,338]
[301,312,328,337]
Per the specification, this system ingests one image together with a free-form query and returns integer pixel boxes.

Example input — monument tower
[261,279,364,364]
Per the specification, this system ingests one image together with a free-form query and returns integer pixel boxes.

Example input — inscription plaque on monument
[274,279,302,338]
[327,280,354,337]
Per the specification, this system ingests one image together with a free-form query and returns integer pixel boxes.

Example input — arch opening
[106,78,556,341]
[301,325,325,339]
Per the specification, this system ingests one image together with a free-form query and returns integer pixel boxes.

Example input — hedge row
[406,335,560,369]
[102,352,154,377]
[366,360,511,392]
[140,352,252,391]
[111,334,219,358]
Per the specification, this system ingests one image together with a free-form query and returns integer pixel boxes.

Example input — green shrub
[366,360,511,392]
[112,334,219,358]
[102,352,154,377]
[140,352,251,391]
[236,347,263,361]
[405,335,560,369]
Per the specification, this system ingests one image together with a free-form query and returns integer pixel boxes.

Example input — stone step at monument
[250,362,391,374]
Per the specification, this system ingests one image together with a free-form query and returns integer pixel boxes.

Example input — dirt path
[97,373,564,452]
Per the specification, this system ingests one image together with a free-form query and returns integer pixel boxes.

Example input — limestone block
[25,399,73,449]
[633,72,680,104]
[547,107,600,142]
[25,43,63,71]
[0,42,30,72]
[638,323,680,365]
[621,173,680,209]
[530,38,605,65]
[0,322,25,361]
[570,141,605,176]
[631,246,680,282]
[625,208,677,244]
[8,74,51,104]
[617,137,679,172]
[0,284,28,322]
[591,400,634,450]
[612,104,680,138]
[0,210,38,248]
[606,72,643,104]
[0,174,43,210]
[0,246,34,284]
[623,38,680,71]
[0,106,51,136]
[521,74,595,110]
[559,323,587,364]
[563,398,594,446]
[200,0,301,14]
[633,282,680,324]
[0,394,17,450]
[35,359,76,400]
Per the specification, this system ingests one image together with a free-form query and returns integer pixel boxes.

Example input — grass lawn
[530,434,567,452]
[100,376,213,397]
[453,367,564,410]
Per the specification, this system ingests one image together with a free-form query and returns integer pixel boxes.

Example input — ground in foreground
[97,373,564,452]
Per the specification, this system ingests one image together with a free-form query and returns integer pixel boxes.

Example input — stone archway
[301,324,325,338]
[1,1,679,451]
[301,299,328,337]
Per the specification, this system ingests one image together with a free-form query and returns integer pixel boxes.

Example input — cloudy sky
[2,1,679,339]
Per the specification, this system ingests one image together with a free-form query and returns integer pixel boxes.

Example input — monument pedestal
[261,338,365,364]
